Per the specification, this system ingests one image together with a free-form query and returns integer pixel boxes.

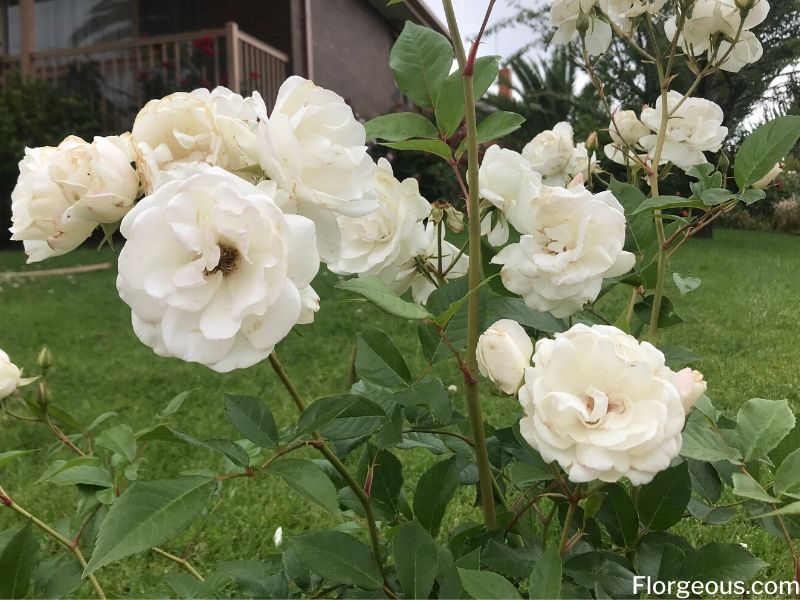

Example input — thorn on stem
[0,494,12,507]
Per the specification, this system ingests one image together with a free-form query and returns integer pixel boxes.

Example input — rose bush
[3,1,800,598]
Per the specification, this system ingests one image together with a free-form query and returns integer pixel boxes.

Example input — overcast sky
[420,0,536,62]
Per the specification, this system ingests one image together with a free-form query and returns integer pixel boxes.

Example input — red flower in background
[192,35,215,57]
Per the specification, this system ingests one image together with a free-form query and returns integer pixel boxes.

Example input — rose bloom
[518,324,699,484]
[257,76,377,263]
[522,122,578,186]
[639,91,728,169]
[0,349,22,400]
[550,0,612,56]
[492,184,634,318]
[599,0,665,32]
[664,0,769,71]
[604,109,651,165]
[327,158,430,275]
[10,135,139,263]
[477,320,534,395]
[116,163,319,373]
[671,367,707,411]
[373,222,469,305]
[132,87,265,192]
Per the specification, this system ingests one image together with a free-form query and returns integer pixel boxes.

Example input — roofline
[403,0,449,37]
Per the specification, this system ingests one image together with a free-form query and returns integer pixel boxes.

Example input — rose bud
[476,319,533,395]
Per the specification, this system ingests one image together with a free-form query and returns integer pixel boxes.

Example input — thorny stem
[0,485,106,599]
[153,546,205,581]
[267,352,395,596]
[442,0,498,532]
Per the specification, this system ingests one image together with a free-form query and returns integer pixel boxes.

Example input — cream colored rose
[9,135,140,263]
[477,320,534,395]
[518,324,691,484]
[256,76,377,263]
[550,0,612,56]
[491,184,634,318]
[639,91,728,169]
[522,122,577,186]
[604,109,651,165]
[328,158,430,275]
[132,87,265,192]
[116,163,319,372]
[0,349,22,400]
[671,367,707,411]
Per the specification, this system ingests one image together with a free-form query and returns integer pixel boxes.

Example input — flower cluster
[8,77,446,372]
[477,321,706,484]
[604,92,728,170]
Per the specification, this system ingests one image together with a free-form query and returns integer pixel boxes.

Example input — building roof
[365,0,449,36]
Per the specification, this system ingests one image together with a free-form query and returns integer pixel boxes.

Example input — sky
[420,0,537,63]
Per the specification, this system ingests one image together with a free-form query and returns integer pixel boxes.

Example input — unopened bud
[716,151,730,174]
[447,384,458,397]
[734,0,757,12]
[430,200,447,225]
[576,11,591,37]
[444,205,465,233]
[586,131,599,153]
[36,382,51,407]
[37,345,52,371]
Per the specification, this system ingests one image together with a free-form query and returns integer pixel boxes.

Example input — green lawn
[1,227,799,597]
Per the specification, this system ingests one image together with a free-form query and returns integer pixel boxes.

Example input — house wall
[309,0,398,119]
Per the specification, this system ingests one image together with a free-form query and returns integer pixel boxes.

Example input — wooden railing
[0,22,289,129]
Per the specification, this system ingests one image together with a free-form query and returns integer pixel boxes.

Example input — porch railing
[0,21,288,129]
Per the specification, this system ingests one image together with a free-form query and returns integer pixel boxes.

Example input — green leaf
[32,555,82,599]
[436,56,500,136]
[455,111,526,158]
[95,424,137,463]
[268,459,341,517]
[631,194,703,215]
[156,389,195,420]
[414,455,459,536]
[134,424,250,466]
[39,457,112,488]
[382,139,453,161]
[481,541,540,580]
[318,398,387,440]
[661,345,701,367]
[688,459,721,503]
[736,398,795,462]
[528,546,561,600]
[356,329,412,388]
[458,568,522,599]
[393,520,438,598]
[636,462,691,531]
[337,276,431,320]
[365,112,439,142]
[608,178,658,265]
[699,188,736,205]
[0,523,38,599]
[223,394,278,449]
[0,450,37,468]
[389,22,453,109]
[681,412,742,464]
[297,394,381,437]
[740,188,766,205]
[635,542,684,582]
[595,483,638,548]
[732,472,779,503]
[486,297,566,333]
[292,531,383,589]
[734,115,800,188]
[681,542,766,582]
[634,295,683,328]
[774,448,800,499]
[751,501,800,518]
[84,476,213,575]
[218,560,288,598]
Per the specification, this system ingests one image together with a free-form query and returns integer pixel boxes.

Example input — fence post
[225,21,240,93]
[20,0,35,80]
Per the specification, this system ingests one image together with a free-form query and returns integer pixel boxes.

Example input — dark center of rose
[207,243,240,276]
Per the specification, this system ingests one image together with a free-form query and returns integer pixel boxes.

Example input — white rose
[567,143,598,182]
[551,0,612,56]
[522,122,577,186]
[0,350,22,400]
[518,324,690,484]
[604,109,651,165]
[639,91,728,169]
[257,76,377,262]
[671,367,707,411]
[116,163,320,372]
[373,222,469,305]
[477,320,534,395]
[492,185,635,318]
[752,163,783,189]
[327,158,430,275]
[716,30,763,72]
[598,0,665,30]
[132,87,265,192]
[664,0,769,60]
[9,135,140,263]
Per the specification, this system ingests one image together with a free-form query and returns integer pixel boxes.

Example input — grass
[0,227,799,596]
